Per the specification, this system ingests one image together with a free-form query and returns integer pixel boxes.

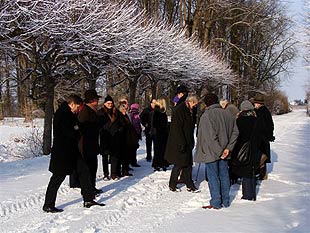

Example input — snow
[0,109,309,233]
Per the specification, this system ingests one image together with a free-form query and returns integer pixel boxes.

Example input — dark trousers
[169,165,195,189]
[128,148,137,165]
[145,132,154,160]
[242,177,256,200]
[122,152,131,174]
[152,135,167,168]
[44,174,66,208]
[110,156,121,177]
[84,156,98,189]
[69,169,80,188]
[102,154,109,176]
[44,156,94,207]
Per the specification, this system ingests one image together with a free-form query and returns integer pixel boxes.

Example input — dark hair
[203,93,219,106]
[67,94,83,105]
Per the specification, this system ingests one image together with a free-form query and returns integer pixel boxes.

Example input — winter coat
[164,102,195,166]
[176,94,197,124]
[230,110,262,178]
[139,105,153,134]
[129,108,142,140]
[123,113,140,151]
[77,104,100,158]
[194,104,239,164]
[49,102,80,175]
[225,103,239,117]
[98,106,125,158]
[254,105,275,163]
[152,107,169,167]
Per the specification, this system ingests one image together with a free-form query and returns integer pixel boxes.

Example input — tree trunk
[151,79,157,100]
[128,76,138,104]
[42,75,55,155]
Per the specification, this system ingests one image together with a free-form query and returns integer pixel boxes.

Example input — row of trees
[137,0,297,102]
[0,0,234,154]
[0,0,298,154]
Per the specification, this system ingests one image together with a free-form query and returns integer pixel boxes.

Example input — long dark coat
[122,113,139,151]
[254,105,274,163]
[139,105,153,134]
[164,102,195,166]
[152,107,169,168]
[77,104,100,158]
[98,106,125,158]
[231,111,262,178]
[49,102,80,175]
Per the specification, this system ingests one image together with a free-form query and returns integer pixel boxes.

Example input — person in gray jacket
[195,93,239,209]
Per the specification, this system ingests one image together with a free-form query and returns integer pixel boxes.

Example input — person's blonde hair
[156,98,167,113]
[186,93,198,104]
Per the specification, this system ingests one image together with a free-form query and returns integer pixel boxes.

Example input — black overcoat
[164,102,195,166]
[98,106,125,158]
[49,102,80,175]
[231,111,262,178]
[255,105,274,163]
[152,108,169,167]
[77,104,100,158]
[139,105,153,134]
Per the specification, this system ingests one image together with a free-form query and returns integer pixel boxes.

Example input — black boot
[43,206,63,213]
[83,200,106,208]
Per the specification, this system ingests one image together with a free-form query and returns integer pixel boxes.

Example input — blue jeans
[205,160,230,208]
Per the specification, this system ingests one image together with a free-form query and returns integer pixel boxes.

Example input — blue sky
[281,0,309,102]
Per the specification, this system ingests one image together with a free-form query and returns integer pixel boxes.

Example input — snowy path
[0,110,309,233]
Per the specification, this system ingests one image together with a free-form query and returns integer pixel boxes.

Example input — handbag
[233,141,251,165]
[231,119,257,166]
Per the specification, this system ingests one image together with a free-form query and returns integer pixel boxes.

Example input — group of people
[43,90,143,213]
[43,85,275,213]
[194,93,275,209]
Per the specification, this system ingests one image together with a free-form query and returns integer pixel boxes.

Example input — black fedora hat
[84,89,101,103]
[175,85,188,95]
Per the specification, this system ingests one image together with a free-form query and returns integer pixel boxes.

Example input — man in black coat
[165,94,199,192]
[43,95,104,213]
[253,94,275,180]
[140,99,157,162]
[77,89,102,194]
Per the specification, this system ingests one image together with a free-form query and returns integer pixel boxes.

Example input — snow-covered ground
[0,109,309,233]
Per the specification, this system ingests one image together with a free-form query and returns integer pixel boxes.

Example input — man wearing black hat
[77,89,102,194]
[253,93,275,180]
[175,85,189,106]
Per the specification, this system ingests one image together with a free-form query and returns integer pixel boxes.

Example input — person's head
[84,89,101,103]
[186,94,199,110]
[67,94,83,113]
[103,95,114,109]
[156,98,167,113]
[119,104,127,115]
[253,93,265,109]
[119,97,128,110]
[220,99,228,109]
[240,100,254,111]
[203,93,219,107]
[150,99,157,109]
[175,85,189,99]
[130,103,139,112]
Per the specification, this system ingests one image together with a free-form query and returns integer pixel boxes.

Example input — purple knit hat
[130,103,139,110]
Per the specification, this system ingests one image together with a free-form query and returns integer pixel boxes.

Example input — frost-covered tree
[0,0,234,154]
